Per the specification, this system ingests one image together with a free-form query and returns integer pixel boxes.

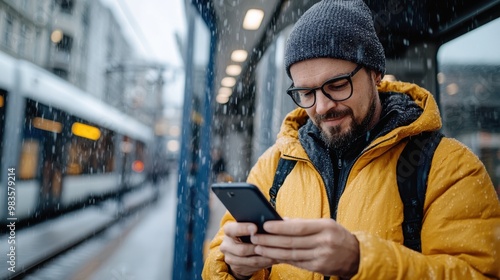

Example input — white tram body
[0,50,154,222]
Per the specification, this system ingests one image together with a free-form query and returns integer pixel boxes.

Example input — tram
[0,50,154,226]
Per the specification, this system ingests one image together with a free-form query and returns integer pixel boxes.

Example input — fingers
[251,232,317,249]
[224,251,277,269]
[258,219,340,250]
[220,222,259,257]
[225,254,276,278]
[220,235,257,257]
[220,225,277,278]
[263,218,335,236]
[254,245,316,261]
[253,242,335,275]
[249,219,360,277]
[223,221,258,238]
[222,219,360,277]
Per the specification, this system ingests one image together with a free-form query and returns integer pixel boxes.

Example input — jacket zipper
[332,135,397,219]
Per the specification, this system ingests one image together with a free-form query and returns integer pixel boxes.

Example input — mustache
[315,109,352,122]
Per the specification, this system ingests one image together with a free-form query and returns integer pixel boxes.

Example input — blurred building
[0,0,163,127]
[0,0,51,66]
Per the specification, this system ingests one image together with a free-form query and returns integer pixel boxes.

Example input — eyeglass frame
[286,64,363,109]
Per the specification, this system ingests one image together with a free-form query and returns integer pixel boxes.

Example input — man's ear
[373,71,382,86]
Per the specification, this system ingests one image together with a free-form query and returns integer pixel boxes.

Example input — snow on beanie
[284,0,386,78]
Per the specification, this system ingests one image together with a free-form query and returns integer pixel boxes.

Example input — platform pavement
[65,173,177,280]
[63,171,228,280]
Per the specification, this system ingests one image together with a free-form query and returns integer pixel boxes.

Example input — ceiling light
[216,94,230,104]
[167,140,179,152]
[168,125,180,137]
[231,50,248,62]
[437,73,446,84]
[221,77,236,87]
[446,83,459,95]
[226,65,242,76]
[218,87,233,97]
[243,9,264,30]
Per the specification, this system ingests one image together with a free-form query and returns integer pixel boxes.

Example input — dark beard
[318,99,377,154]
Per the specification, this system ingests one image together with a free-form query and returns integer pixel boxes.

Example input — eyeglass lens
[289,78,353,108]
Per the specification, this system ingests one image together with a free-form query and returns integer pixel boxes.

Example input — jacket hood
[377,80,442,141]
[276,81,442,157]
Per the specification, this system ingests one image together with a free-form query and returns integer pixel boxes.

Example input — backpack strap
[267,157,297,276]
[269,158,297,208]
[396,131,443,252]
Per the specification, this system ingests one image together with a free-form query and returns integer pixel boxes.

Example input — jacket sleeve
[202,147,281,279]
[351,138,500,279]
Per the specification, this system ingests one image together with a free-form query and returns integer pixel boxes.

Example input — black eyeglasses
[286,65,363,108]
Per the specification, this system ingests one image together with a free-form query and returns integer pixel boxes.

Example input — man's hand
[250,218,360,278]
[220,222,277,278]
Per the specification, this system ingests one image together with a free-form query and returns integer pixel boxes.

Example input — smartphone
[211,182,282,242]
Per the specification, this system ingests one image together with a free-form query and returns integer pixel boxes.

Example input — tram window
[136,141,145,161]
[19,139,40,179]
[66,122,114,175]
[132,141,146,173]
[19,100,67,180]
[437,18,500,195]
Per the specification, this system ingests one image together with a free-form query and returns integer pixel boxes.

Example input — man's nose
[314,89,338,114]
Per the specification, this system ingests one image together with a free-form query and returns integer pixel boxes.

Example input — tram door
[22,100,67,213]
[40,135,64,209]
[120,136,134,189]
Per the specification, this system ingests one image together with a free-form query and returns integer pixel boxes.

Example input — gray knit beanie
[284,0,385,78]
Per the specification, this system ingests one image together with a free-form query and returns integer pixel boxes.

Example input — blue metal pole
[173,2,196,279]
[174,1,217,278]
[191,17,217,278]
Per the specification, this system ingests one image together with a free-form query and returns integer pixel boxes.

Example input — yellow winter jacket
[202,81,500,279]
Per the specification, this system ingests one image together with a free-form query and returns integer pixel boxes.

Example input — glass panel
[252,26,296,164]
[19,139,40,180]
[437,18,500,196]
[66,122,114,175]
[20,99,67,181]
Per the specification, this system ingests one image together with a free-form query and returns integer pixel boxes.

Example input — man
[202,0,500,279]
